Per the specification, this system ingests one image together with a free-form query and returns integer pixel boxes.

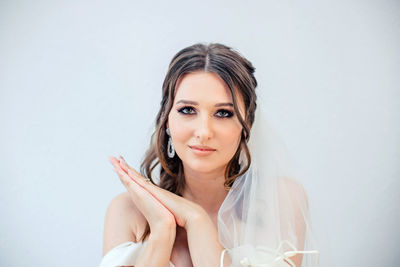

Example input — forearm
[186,214,225,267]
[136,229,175,267]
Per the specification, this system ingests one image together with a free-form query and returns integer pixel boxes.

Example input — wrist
[185,208,210,230]
[150,222,176,243]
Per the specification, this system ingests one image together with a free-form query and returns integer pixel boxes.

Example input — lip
[189,145,216,151]
[189,145,216,156]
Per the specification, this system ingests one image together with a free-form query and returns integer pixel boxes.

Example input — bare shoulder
[277,177,309,207]
[102,192,147,256]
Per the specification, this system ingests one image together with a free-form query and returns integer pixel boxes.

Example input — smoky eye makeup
[177,106,234,118]
[216,109,234,118]
[177,106,196,115]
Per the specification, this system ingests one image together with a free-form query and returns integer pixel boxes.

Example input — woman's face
[167,71,245,176]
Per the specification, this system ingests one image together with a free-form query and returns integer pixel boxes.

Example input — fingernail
[120,155,125,161]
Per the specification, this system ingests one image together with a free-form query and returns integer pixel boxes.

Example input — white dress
[99,240,299,267]
[99,240,176,267]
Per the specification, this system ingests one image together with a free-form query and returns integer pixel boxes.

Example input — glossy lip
[189,145,216,156]
[189,145,216,151]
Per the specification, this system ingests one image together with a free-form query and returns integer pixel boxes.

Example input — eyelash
[177,106,234,118]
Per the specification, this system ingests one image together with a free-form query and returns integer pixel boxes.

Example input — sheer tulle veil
[217,106,321,266]
[149,105,322,266]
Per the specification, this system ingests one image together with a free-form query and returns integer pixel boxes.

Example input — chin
[182,159,225,174]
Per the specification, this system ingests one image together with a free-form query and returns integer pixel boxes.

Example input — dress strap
[220,248,227,267]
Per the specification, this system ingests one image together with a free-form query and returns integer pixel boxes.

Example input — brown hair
[138,42,257,241]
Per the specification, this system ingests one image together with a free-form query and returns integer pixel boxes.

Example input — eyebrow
[176,100,233,107]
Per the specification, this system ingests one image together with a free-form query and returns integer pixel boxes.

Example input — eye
[177,106,196,115]
[177,106,234,118]
[216,109,234,118]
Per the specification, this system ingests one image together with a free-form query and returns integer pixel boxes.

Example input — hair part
[138,42,258,241]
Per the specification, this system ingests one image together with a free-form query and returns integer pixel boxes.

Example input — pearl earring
[166,128,175,158]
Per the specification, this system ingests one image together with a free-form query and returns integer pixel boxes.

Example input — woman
[100,43,319,267]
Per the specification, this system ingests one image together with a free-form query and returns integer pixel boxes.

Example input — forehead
[174,71,241,105]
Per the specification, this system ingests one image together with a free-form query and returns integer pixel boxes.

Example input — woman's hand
[109,156,176,234]
[116,156,208,230]
[114,156,226,267]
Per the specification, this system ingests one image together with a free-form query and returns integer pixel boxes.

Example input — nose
[195,114,214,142]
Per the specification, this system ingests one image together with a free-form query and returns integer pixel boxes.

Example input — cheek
[168,114,191,144]
[173,130,191,145]
[218,124,242,153]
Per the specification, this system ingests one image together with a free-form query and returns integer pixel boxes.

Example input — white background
[1,1,399,266]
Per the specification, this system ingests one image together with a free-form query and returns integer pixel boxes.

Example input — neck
[182,166,228,216]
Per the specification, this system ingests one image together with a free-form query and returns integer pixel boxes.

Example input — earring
[166,128,175,158]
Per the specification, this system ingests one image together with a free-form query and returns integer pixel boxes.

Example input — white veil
[218,106,320,267]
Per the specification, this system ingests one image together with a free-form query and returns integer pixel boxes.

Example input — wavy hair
[138,43,257,241]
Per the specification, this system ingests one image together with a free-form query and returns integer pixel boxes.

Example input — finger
[117,157,170,199]
[116,157,197,227]
[118,157,136,178]
[109,156,123,172]
[110,156,152,201]
[110,157,178,226]
[110,156,171,210]
[109,156,141,190]
[114,156,185,212]
[109,156,137,183]
[117,158,179,206]
[118,156,152,187]
[113,161,137,189]
[112,161,164,214]
[110,156,167,211]
[115,157,182,218]
[118,156,141,178]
